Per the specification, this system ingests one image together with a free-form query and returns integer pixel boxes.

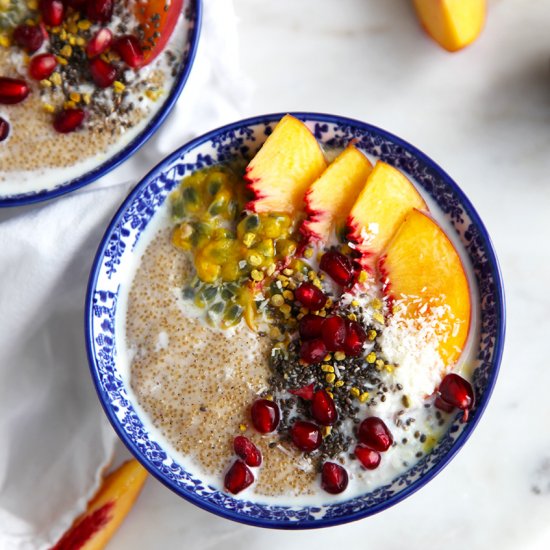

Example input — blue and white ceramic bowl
[86,113,505,528]
[0,0,201,208]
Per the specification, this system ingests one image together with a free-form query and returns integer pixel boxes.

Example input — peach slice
[300,145,373,242]
[413,0,487,52]
[379,208,471,367]
[245,115,327,214]
[52,460,148,550]
[346,161,428,271]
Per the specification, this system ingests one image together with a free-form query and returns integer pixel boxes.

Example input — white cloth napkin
[0,1,250,548]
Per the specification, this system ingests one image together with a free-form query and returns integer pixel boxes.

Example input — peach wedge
[379,208,471,367]
[346,161,427,271]
[300,145,373,242]
[245,115,327,214]
[52,460,148,550]
[413,0,487,52]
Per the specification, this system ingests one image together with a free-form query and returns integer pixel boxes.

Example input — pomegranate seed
[438,373,474,420]
[320,250,355,286]
[89,57,117,88]
[0,117,9,142]
[86,28,113,58]
[299,313,324,340]
[321,462,348,494]
[300,338,327,364]
[434,396,455,413]
[290,421,322,452]
[311,389,338,426]
[53,108,85,133]
[250,399,280,433]
[233,436,262,467]
[224,460,254,494]
[40,0,64,26]
[343,319,367,356]
[0,78,30,105]
[354,445,381,470]
[289,383,315,401]
[358,417,393,452]
[113,35,144,68]
[29,53,57,80]
[86,0,114,23]
[13,24,44,53]
[321,315,346,352]
[294,282,327,310]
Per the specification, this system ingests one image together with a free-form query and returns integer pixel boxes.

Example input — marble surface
[110,0,550,548]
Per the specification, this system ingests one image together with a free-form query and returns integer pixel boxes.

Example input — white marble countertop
[109,0,550,547]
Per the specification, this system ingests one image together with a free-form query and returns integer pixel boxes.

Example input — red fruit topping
[233,436,262,467]
[86,28,113,58]
[40,0,64,26]
[13,24,44,53]
[89,57,117,88]
[29,53,57,80]
[343,319,367,356]
[53,108,85,133]
[320,250,355,286]
[311,389,338,426]
[113,35,144,68]
[300,338,327,364]
[321,462,348,494]
[294,282,327,310]
[291,421,322,452]
[86,0,114,23]
[250,399,280,434]
[438,373,474,420]
[289,383,315,401]
[0,78,30,105]
[224,460,254,494]
[358,417,393,452]
[434,396,455,413]
[299,313,325,340]
[0,117,9,142]
[321,315,346,352]
[354,445,381,470]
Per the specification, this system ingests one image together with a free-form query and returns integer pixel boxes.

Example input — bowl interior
[0,0,201,207]
[86,113,505,528]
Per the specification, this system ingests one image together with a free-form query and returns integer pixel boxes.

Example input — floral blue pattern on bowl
[86,113,505,528]
[0,0,202,208]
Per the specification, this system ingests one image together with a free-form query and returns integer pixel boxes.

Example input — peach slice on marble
[413,0,487,52]
[245,114,327,214]
[378,208,471,367]
[346,161,427,271]
[300,144,373,243]
[52,459,148,550]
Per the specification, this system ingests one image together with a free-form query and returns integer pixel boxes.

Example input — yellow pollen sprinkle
[60,44,72,58]
[282,290,294,301]
[56,56,68,65]
[312,279,322,290]
[239,423,247,432]
[265,395,273,401]
[113,81,126,94]
[299,307,308,315]
[77,19,92,30]
[324,354,332,362]
[322,426,332,437]
[367,329,377,341]
[385,364,395,374]
[0,34,11,48]
[358,271,368,283]
[27,0,38,9]
[282,268,293,276]
[43,103,55,113]
[279,304,291,316]
[145,88,162,101]
[82,93,91,104]
[347,313,357,321]
[266,264,276,276]
[250,269,264,282]
[247,253,262,267]
[58,29,67,40]
[242,232,255,247]
[321,364,334,373]
[375,358,385,368]
[304,248,313,259]
[326,390,334,399]
[317,310,326,317]
[40,79,52,87]
[334,380,344,388]
[307,271,316,281]
[351,300,359,307]
[366,352,377,364]
[359,392,370,403]
[334,351,346,361]
[69,92,81,103]
[372,298,383,310]
[270,294,284,307]
[350,387,360,398]
[75,36,85,46]
[373,312,385,324]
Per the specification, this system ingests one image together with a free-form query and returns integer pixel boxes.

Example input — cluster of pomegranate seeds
[86,28,113,58]
[311,389,338,425]
[250,399,280,434]
[114,35,144,68]
[0,78,30,105]
[294,282,327,310]
[321,462,349,494]
[0,118,9,142]
[53,108,85,133]
[320,250,356,287]
[234,436,262,467]
[436,373,474,420]
[29,54,57,81]
[290,421,322,452]
[40,0,65,27]
[224,460,254,495]
[13,24,45,53]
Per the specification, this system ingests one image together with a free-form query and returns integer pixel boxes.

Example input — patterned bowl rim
[0,0,202,208]
[85,112,506,529]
